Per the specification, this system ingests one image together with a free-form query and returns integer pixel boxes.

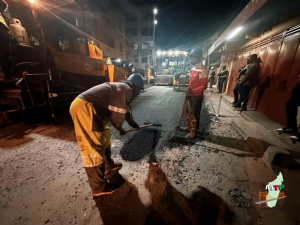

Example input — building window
[141,28,148,36]
[107,37,115,49]
[120,43,123,52]
[142,13,153,21]
[142,55,147,63]
[125,13,130,21]
[133,55,138,63]
[149,28,153,36]
[130,13,138,22]
[126,40,131,47]
[125,28,130,36]
[142,43,149,50]
[142,14,148,21]
[131,28,138,36]
[133,43,138,50]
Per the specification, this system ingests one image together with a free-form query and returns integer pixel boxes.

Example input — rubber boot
[282,127,299,134]
[104,148,123,179]
[185,131,196,139]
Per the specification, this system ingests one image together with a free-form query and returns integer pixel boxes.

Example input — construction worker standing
[70,74,144,197]
[208,67,215,91]
[217,65,229,93]
[182,47,209,139]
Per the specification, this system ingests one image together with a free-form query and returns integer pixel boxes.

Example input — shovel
[125,123,162,134]
[168,95,187,142]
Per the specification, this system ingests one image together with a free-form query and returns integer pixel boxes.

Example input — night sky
[131,0,250,50]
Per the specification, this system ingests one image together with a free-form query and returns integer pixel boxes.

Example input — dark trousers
[84,147,115,197]
[286,96,300,129]
[209,77,214,88]
[238,84,252,109]
[186,95,204,131]
[218,78,226,93]
[233,82,240,102]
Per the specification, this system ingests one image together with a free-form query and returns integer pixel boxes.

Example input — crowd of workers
[208,54,300,139]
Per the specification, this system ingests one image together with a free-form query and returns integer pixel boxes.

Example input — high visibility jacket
[218,70,228,78]
[209,71,215,78]
[188,65,209,96]
[77,82,134,132]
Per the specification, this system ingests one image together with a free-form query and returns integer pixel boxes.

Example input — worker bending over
[182,47,209,139]
[70,74,144,197]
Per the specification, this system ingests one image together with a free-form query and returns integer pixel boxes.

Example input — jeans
[238,84,252,109]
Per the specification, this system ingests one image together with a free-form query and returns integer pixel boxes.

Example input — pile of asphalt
[120,128,162,161]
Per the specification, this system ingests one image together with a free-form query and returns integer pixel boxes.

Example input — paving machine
[0,2,126,123]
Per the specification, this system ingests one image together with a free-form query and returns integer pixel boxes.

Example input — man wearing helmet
[183,47,209,139]
[70,74,144,197]
[208,67,215,91]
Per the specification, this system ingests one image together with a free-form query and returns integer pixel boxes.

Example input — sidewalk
[208,87,300,169]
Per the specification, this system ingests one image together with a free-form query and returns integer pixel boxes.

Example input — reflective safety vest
[0,14,8,29]
[218,70,228,78]
[209,71,215,78]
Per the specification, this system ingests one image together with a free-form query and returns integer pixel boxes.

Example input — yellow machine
[0,6,126,123]
[42,19,126,91]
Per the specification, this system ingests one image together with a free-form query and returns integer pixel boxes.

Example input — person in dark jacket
[232,59,250,105]
[217,65,228,93]
[233,54,261,111]
[70,74,144,197]
[208,67,215,91]
[282,75,300,135]
[0,0,18,81]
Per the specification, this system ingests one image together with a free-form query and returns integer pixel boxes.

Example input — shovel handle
[177,95,187,127]
[125,124,153,133]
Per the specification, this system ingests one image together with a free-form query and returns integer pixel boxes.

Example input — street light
[227,27,243,40]
[157,50,161,56]
[29,0,35,3]
[153,8,158,69]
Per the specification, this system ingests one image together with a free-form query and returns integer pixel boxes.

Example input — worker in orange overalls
[182,47,209,139]
[70,74,144,197]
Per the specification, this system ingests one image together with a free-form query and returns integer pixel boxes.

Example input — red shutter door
[264,29,300,124]
[252,38,270,109]
[257,32,284,115]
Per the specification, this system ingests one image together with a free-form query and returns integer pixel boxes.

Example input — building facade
[207,0,300,126]
[111,0,155,72]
